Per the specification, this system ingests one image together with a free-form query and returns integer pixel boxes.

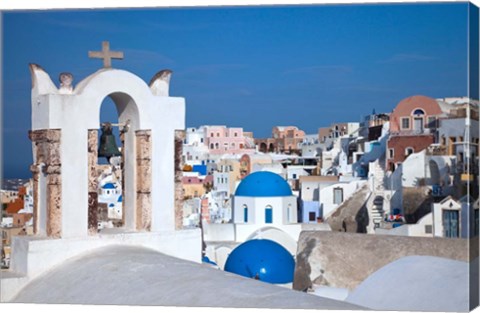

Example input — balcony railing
[390,128,432,137]
[425,145,447,156]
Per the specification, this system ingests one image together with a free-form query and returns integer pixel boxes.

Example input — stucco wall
[387,135,434,170]
[321,180,366,218]
[293,231,474,291]
[203,223,235,242]
[375,212,433,237]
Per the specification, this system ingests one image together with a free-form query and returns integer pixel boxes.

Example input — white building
[204,171,330,267]
[97,182,122,220]
[183,126,209,165]
[432,196,478,238]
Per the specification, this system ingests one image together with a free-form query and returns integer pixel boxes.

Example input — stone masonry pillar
[174,130,185,230]
[87,130,99,235]
[29,129,62,238]
[136,130,152,231]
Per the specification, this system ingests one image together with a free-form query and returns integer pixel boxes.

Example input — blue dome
[202,256,218,266]
[224,239,295,284]
[235,171,292,197]
[102,183,116,189]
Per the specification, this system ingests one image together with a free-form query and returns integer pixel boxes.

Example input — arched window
[413,109,425,115]
[287,204,292,223]
[215,143,219,149]
[243,205,248,223]
[265,205,273,223]
[405,147,414,156]
[210,143,214,149]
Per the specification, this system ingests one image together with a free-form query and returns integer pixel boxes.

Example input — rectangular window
[427,116,436,128]
[333,188,344,205]
[425,225,433,234]
[309,212,316,222]
[389,148,394,159]
[401,117,410,129]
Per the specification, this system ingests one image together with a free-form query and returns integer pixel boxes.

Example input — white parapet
[1,229,201,302]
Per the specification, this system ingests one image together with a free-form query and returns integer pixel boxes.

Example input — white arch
[245,226,297,255]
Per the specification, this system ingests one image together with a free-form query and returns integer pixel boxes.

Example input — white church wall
[31,68,186,236]
[234,224,303,248]
[245,227,298,255]
[203,223,235,242]
[234,196,297,225]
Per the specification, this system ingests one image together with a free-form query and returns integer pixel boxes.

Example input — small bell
[98,122,122,161]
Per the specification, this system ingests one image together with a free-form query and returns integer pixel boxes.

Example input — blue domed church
[232,171,300,253]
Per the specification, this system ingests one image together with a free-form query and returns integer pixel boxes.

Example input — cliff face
[293,231,473,291]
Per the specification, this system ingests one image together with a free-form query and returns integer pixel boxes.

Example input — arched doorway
[259,142,267,153]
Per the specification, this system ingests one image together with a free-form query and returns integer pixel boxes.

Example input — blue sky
[1,3,473,178]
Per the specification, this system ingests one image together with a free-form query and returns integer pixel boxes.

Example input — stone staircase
[371,158,386,193]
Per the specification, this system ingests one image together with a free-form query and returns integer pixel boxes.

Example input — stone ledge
[293,231,475,291]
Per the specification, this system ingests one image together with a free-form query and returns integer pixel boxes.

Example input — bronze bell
[98,122,122,161]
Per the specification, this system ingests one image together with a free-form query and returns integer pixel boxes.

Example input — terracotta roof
[6,198,24,214]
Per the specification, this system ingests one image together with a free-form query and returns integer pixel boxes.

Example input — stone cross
[88,41,124,68]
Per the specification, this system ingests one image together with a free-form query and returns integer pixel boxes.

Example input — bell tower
[26,42,194,239]
[4,43,201,302]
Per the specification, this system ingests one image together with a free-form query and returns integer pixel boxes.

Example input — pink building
[204,126,255,155]
[389,95,443,134]
[386,95,442,171]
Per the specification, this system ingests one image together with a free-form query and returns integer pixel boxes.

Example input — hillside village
[0,21,478,308]
[2,94,478,269]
